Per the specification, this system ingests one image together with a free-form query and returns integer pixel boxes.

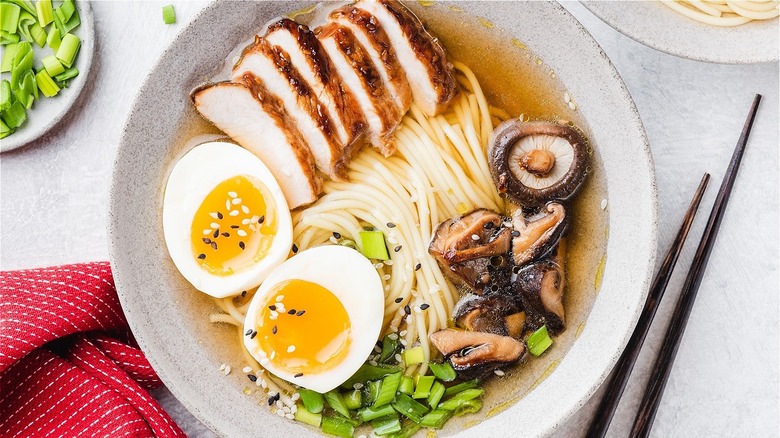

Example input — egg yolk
[256,279,351,374]
[190,175,277,275]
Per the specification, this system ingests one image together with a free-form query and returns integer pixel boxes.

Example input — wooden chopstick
[629,93,762,437]
[586,173,710,438]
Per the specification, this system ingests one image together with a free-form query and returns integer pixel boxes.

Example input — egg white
[163,141,292,298]
[243,245,385,393]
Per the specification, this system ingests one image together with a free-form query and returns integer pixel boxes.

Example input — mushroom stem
[521,149,556,176]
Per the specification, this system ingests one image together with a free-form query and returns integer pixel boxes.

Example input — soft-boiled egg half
[163,141,292,298]
[243,246,384,393]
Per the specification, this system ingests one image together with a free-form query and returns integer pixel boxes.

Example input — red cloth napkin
[0,262,185,437]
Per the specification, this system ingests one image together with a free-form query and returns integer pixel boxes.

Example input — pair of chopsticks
[587,94,763,438]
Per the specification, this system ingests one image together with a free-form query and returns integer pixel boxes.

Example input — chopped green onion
[371,415,402,435]
[427,381,446,409]
[438,388,484,411]
[293,404,322,428]
[359,230,389,260]
[398,376,414,395]
[373,372,402,407]
[527,325,553,356]
[55,0,75,22]
[0,3,21,33]
[1,43,19,72]
[41,55,64,76]
[386,421,420,438]
[36,0,53,26]
[30,22,46,47]
[363,379,381,407]
[341,363,401,389]
[54,67,78,82]
[0,30,20,44]
[162,4,176,24]
[357,403,395,422]
[428,361,457,382]
[443,379,479,397]
[46,26,60,51]
[339,238,357,250]
[419,409,453,429]
[453,398,483,416]
[53,0,79,36]
[0,80,11,110]
[2,100,27,129]
[342,389,362,410]
[323,389,350,419]
[379,334,399,363]
[10,43,33,89]
[298,388,325,414]
[6,0,35,15]
[320,416,354,438]
[0,118,11,139]
[401,346,424,366]
[35,69,58,97]
[15,10,36,42]
[391,393,429,423]
[412,375,435,399]
[55,32,79,68]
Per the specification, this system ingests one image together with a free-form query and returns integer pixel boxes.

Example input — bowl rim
[108,1,658,436]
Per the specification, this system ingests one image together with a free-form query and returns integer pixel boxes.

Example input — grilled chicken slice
[191,79,321,209]
[354,0,456,116]
[233,37,347,180]
[266,19,364,153]
[317,23,402,156]
[330,6,412,115]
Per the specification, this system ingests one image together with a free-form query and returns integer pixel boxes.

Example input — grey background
[1,1,777,437]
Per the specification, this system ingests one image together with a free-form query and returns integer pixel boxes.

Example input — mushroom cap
[488,119,589,207]
[429,328,526,379]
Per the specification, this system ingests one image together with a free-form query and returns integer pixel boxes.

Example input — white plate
[1,0,95,153]
[582,0,779,64]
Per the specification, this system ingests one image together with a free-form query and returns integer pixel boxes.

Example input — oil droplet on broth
[418,0,435,6]
[594,254,607,292]
[511,38,528,50]
[486,394,522,419]
[527,358,562,393]
[478,17,495,28]
[576,321,586,339]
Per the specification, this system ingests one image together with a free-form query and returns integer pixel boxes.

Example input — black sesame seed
[288,309,296,315]
[222,232,230,237]
[512,266,521,274]
[217,212,224,219]
[420,303,430,310]
[274,393,281,401]
[272,325,277,334]
[394,297,403,303]
[296,310,305,316]
[248,374,257,382]
[241,290,247,297]
[258,215,265,224]
[202,238,211,244]
[333,232,341,239]
[484,222,494,229]
[269,305,276,311]
[250,330,257,339]
[394,245,402,252]
[239,241,245,250]
[386,222,396,228]
[245,329,253,336]
[267,396,275,406]
[211,242,218,250]
[404,305,411,315]
[213,229,219,238]
[198,254,206,260]
[292,244,298,253]
[414,263,421,271]
[511,230,520,237]
[294,373,303,378]
[231,225,240,229]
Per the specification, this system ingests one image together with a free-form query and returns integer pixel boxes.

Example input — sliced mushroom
[429,209,511,292]
[429,329,525,379]
[489,119,589,207]
[514,261,565,334]
[512,202,567,266]
[505,312,526,338]
[453,293,521,336]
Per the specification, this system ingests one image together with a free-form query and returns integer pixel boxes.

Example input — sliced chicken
[191,79,321,209]
[329,6,412,114]
[265,19,364,153]
[316,23,402,156]
[354,0,457,116]
[232,37,347,180]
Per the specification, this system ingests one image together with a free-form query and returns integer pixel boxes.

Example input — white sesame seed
[241,205,250,214]
[269,313,278,320]
[276,295,284,302]
[374,262,384,269]
[291,405,298,414]
[203,229,211,235]
[329,236,339,244]
[219,363,226,371]
[471,234,480,241]
[226,200,231,210]
[405,315,412,324]
[353,383,364,390]
[368,360,378,366]
[242,366,252,373]
[400,330,407,336]
[229,210,239,216]
[261,379,267,389]
[601,199,608,210]
[258,350,267,358]
[256,368,265,375]
[291,393,300,401]
[564,92,571,103]
[232,198,242,205]
[270,351,276,360]
[209,212,218,219]
[569,101,577,110]
[385,285,391,291]
[382,274,391,281]
[228,191,238,198]
[287,345,296,353]
[494,369,506,377]
[275,304,285,312]
[276,409,285,417]
[385,260,393,266]
[237,230,248,237]
[283,406,291,414]
[400,339,408,346]
[388,333,398,340]
[374,346,382,353]
[285,413,294,420]
[276,400,283,409]
[210,222,219,229]
[242,218,250,225]
[395,353,402,363]
[256,380,262,386]
[413,306,422,313]
[260,358,269,365]
[224,365,231,375]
